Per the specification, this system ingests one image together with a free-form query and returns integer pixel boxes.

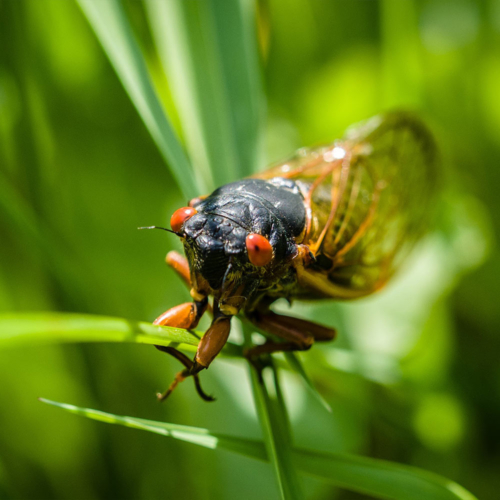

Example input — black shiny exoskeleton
[183,178,306,302]
[150,112,437,401]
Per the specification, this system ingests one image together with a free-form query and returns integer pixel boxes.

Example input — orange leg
[153,297,210,400]
[155,345,215,402]
[244,309,336,358]
[155,309,231,402]
[155,252,233,401]
[165,251,191,287]
[153,251,208,400]
[164,250,213,314]
[153,288,233,401]
[194,313,231,369]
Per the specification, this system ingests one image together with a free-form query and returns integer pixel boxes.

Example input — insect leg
[153,297,211,401]
[165,250,191,287]
[165,251,213,314]
[154,298,229,367]
[244,310,336,358]
[155,346,215,402]
[155,301,231,402]
[193,299,232,370]
[153,298,207,329]
[268,314,337,342]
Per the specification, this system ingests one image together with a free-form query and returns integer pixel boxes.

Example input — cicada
[145,112,438,401]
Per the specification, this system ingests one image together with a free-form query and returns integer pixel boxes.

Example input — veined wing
[256,112,439,299]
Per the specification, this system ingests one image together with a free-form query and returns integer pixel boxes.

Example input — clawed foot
[155,346,216,402]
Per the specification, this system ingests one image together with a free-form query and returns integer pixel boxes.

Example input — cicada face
[173,178,307,315]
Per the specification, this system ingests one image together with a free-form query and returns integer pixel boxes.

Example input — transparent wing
[256,112,439,298]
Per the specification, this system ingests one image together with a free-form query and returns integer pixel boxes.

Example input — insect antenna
[138,226,182,237]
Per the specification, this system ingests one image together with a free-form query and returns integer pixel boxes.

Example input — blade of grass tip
[77,0,199,199]
[294,449,478,500]
[284,352,332,413]
[41,399,478,500]
[146,0,264,187]
[243,324,304,500]
[0,311,242,358]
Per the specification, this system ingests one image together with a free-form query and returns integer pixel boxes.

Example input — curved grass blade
[294,449,477,500]
[284,352,332,413]
[41,399,478,500]
[146,0,264,187]
[78,0,199,198]
[41,398,267,459]
[0,312,242,357]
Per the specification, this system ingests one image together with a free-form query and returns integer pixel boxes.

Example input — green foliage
[41,398,477,500]
[145,0,264,188]
[78,0,198,197]
[0,0,498,499]
[245,341,305,499]
[0,312,239,357]
[284,352,332,413]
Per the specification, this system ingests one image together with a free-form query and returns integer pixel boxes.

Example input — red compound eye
[246,234,273,267]
[170,207,197,233]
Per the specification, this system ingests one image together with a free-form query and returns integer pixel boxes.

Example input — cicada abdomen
[257,112,439,299]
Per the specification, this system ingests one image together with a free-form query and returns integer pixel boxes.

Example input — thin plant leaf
[146,0,264,188]
[41,399,478,500]
[244,325,304,500]
[295,448,478,500]
[0,312,242,357]
[41,398,267,459]
[284,352,332,413]
[78,0,199,198]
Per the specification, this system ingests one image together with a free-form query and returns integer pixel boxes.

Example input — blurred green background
[0,0,498,499]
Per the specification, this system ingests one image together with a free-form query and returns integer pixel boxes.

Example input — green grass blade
[284,352,332,413]
[41,399,478,500]
[78,0,199,198]
[243,325,304,500]
[41,398,268,459]
[294,449,477,500]
[248,365,305,500]
[0,312,242,357]
[146,0,264,187]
